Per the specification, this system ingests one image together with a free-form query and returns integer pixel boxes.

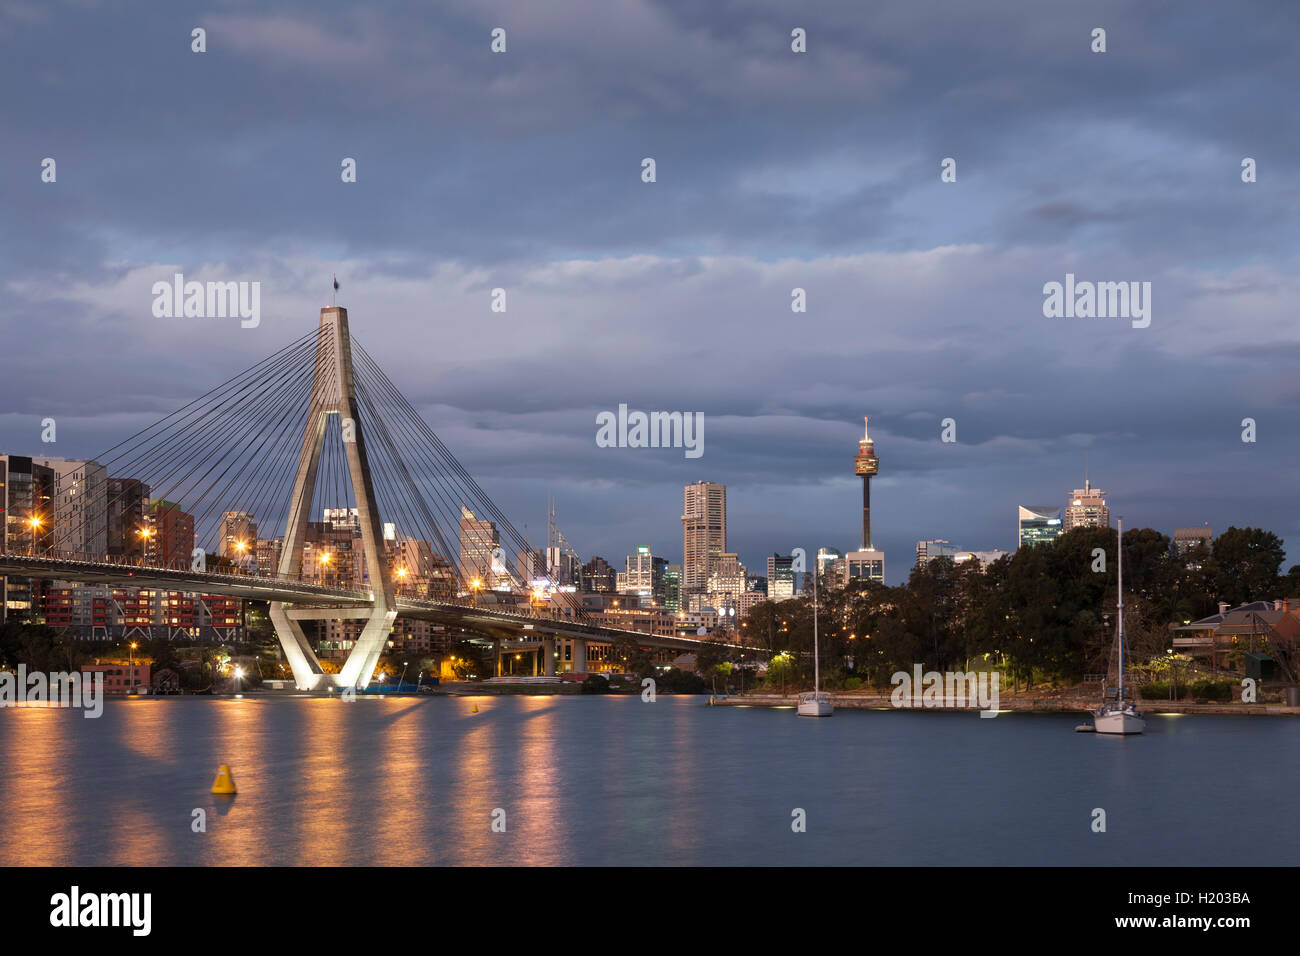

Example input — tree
[1212,527,1286,605]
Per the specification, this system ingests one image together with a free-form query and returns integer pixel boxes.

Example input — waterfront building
[0,455,54,623]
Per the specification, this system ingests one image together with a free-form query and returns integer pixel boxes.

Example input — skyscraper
[620,546,667,604]
[1018,505,1062,548]
[1063,478,1109,531]
[766,553,796,602]
[458,505,501,591]
[682,481,726,600]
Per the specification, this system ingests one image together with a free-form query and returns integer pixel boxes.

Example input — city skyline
[3,2,1296,583]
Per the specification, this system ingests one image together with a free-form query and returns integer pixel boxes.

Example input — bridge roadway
[0,553,748,654]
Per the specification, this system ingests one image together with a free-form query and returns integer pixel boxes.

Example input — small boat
[797,570,833,717]
[1092,518,1145,735]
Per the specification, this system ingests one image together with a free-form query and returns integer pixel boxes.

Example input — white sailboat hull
[797,692,833,717]
[1093,709,1145,735]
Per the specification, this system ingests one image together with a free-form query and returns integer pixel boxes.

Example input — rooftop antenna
[1085,450,1090,492]
[332,274,339,307]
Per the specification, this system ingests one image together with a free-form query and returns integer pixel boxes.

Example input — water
[0,695,1293,866]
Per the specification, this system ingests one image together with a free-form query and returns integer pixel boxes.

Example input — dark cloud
[2,0,1297,580]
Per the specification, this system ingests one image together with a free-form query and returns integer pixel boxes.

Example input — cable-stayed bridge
[0,306,741,689]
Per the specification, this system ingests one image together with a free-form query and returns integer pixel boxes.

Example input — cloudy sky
[3,0,1298,583]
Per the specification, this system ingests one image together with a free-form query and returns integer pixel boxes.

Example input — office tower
[516,547,547,582]
[581,556,617,593]
[1173,526,1212,555]
[682,481,726,599]
[322,507,360,532]
[845,416,886,584]
[916,539,959,566]
[218,510,259,559]
[458,505,502,590]
[106,477,147,556]
[766,553,796,602]
[32,457,107,554]
[1018,505,1062,548]
[620,546,667,604]
[815,547,843,589]
[663,563,681,612]
[0,455,55,623]
[1063,477,1109,531]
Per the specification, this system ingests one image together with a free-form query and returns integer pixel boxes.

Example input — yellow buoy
[472,703,479,713]
[211,764,237,795]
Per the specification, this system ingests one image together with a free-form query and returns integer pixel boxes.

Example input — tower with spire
[1064,459,1110,531]
[846,416,886,585]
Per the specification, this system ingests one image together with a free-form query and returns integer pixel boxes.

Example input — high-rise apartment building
[0,455,54,622]
[146,499,195,567]
[682,481,726,600]
[106,477,147,556]
[32,457,107,554]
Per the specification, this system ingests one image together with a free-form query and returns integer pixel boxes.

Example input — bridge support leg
[572,638,587,674]
[269,603,327,690]
[493,638,502,677]
[543,638,555,677]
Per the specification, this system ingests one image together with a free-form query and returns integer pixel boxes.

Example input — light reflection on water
[0,696,1294,866]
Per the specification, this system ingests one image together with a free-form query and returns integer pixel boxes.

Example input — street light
[399,660,409,689]
[129,642,138,694]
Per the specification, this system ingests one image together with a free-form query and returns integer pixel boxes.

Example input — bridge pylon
[270,306,397,691]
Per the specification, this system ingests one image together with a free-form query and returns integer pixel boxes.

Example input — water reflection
[0,698,1293,866]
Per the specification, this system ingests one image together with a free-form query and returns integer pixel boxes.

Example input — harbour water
[0,695,1294,866]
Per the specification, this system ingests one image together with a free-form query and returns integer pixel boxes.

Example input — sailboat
[797,568,833,716]
[1093,517,1145,735]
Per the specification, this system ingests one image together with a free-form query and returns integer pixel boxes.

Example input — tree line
[705,526,1293,690]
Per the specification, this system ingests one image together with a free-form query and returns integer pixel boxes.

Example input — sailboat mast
[812,566,820,692]
[1116,518,1124,701]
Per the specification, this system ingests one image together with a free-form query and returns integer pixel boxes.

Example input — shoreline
[707,692,1300,715]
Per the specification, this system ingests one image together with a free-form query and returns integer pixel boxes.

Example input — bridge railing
[0,550,373,601]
